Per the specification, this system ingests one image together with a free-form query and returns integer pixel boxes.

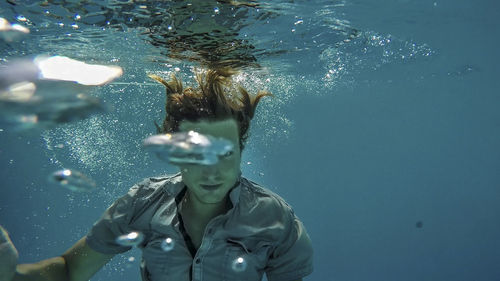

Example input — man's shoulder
[128,173,182,198]
[239,177,294,215]
[231,177,298,242]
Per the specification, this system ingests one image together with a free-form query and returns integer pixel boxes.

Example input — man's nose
[202,164,221,179]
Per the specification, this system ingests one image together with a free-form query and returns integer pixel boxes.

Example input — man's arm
[13,236,114,281]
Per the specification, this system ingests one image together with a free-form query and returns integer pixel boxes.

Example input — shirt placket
[191,217,220,281]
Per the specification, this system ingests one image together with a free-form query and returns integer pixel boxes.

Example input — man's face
[178,119,241,205]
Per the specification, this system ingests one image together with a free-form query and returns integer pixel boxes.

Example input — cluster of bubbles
[229,70,294,148]
[319,30,435,87]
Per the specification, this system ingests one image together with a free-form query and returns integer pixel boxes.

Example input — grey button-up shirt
[86,174,313,281]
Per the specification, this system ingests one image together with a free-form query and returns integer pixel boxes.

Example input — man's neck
[183,191,229,222]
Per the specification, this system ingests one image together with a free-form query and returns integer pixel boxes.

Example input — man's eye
[220,150,234,158]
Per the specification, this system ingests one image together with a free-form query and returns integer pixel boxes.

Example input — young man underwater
[0,68,314,281]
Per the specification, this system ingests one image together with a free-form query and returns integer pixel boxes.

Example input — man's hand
[0,225,18,281]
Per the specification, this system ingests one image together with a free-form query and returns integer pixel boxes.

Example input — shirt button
[195,258,201,264]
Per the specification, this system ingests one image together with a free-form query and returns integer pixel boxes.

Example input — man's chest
[140,221,272,281]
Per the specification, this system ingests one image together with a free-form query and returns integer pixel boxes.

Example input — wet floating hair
[148,68,272,150]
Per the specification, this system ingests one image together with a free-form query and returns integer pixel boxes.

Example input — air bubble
[231,257,247,272]
[49,169,96,192]
[115,232,144,247]
[161,237,175,252]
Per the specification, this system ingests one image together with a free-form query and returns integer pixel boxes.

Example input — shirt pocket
[142,238,173,278]
[222,238,272,281]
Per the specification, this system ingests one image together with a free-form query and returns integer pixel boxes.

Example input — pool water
[1,1,499,281]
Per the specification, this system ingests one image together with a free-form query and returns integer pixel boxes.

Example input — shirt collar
[228,176,242,207]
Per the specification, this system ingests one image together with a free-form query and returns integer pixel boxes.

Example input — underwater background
[1,0,500,280]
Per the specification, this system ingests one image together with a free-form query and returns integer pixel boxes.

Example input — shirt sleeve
[265,213,314,281]
[86,179,151,254]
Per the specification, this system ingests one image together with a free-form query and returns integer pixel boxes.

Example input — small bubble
[128,256,135,262]
[16,15,27,22]
[74,14,81,20]
[167,25,173,31]
[231,257,247,272]
[214,7,220,14]
[161,237,175,252]
[246,161,252,165]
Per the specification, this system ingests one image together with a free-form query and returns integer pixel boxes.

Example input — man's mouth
[200,183,223,190]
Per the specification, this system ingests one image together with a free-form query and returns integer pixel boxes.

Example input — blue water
[1,1,500,281]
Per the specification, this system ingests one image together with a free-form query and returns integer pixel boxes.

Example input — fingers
[0,225,18,281]
[0,225,11,243]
